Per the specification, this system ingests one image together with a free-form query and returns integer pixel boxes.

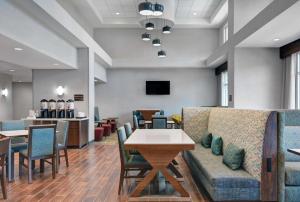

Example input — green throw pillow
[200,131,212,148]
[223,143,245,170]
[211,135,223,155]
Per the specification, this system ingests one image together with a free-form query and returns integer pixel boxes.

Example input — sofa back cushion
[182,107,211,143]
[208,108,271,181]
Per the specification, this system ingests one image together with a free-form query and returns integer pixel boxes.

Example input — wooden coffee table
[125,129,195,201]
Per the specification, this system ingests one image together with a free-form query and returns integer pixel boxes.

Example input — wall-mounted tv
[146,81,170,95]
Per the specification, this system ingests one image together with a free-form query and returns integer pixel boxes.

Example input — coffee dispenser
[57,99,65,118]
[66,99,75,118]
[48,99,57,118]
[40,99,48,118]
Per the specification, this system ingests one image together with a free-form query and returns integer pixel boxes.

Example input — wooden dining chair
[117,127,152,194]
[56,121,69,172]
[19,125,56,184]
[0,137,9,199]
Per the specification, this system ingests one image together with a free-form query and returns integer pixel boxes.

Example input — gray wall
[0,73,13,120]
[12,82,33,119]
[234,48,283,109]
[95,68,217,125]
[32,49,89,116]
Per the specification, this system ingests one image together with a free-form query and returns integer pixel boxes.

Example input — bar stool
[95,127,104,141]
[109,121,117,133]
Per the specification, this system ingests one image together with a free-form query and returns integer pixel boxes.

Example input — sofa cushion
[189,144,260,189]
[200,131,212,148]
[223,143,245,170]
[211,135,223,155]
[285,162,300,186]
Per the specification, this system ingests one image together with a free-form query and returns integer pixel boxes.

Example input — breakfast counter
[25,118,89,148]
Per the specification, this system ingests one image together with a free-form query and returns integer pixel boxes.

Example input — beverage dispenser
[66,99,75,118]
[40,99,48,118]
[57,99,65,118]
[48,99,57,118]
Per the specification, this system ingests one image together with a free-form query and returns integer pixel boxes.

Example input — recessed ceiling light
[193,12,197,16]
[53,63,59,66]
[17,80,22,82]
[115,12,120,15]
[273,38,280,41]
[14,47,23,51]
[9,69,15,72]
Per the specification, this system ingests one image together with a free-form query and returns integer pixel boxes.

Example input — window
[221,71,228,106]
[223,22,228,43]
[296,52,300,108]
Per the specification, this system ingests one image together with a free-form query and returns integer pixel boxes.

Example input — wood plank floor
[3,142,211,202]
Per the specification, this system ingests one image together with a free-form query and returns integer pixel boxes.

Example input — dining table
[0,129,59,182]
[124,129,195,201]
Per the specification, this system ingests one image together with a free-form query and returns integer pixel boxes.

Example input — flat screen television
[146,81,170,95]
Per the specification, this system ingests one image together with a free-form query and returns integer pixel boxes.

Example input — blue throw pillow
[223,143,245,170]
[211,135,223,155]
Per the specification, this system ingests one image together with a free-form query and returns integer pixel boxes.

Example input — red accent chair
[95,127,104,141]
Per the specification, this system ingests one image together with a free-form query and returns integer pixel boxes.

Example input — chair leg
[28,159,32,184]
[19,155,23,177]
[40,159,45,173]
[1,165,7,199]
[118,169,125,195]
[52,157,56,179]
[64,148,69,167]
[56,150,59,173]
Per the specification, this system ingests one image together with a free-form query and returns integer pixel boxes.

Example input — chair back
[28,125,56,158]
[56,121,69,147]
[133,115,139,129]
[124,122,133,138]
[0,137,10,156]
[94,106,100,122]
[152,117,167,129]
[160,110,164,116]
[117,127,130,165]
[1,120,26,144]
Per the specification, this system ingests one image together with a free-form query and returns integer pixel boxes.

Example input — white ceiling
[0,61,32,82]
[58,0,227,28]
[239,0,300,47]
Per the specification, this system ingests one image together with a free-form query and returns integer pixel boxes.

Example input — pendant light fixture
[152,39,161,46]
[158,50,166,58]
[138,1,153,16]
[141,33,151,41]
[145,22,154,30]
[153,3,164,16]
[162,25,171,34]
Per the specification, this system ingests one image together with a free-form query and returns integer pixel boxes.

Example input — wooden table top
[125,129,194,150]
[287,149,300,156]
[0,130,28,137]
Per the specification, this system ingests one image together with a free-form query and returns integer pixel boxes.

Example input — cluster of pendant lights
[139,1,171,58]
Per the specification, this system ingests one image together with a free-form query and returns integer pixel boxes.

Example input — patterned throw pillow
[200,131,212,148]
[223,143,245,170]
[211,135,223,155]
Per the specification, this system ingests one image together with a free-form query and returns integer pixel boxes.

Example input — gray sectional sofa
[182,107,277,201]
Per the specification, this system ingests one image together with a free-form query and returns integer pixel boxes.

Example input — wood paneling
[4,144,210,202]
[280,38,300,59]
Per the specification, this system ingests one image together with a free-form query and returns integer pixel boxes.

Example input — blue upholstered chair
[132,111,144,128]
[56,121,69,172]
[152,117,167,129]
[133,115,139,129]
[117,127,151,194]
[124,122,133,138]
[19,125,56,183]
[1,120,27,151]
